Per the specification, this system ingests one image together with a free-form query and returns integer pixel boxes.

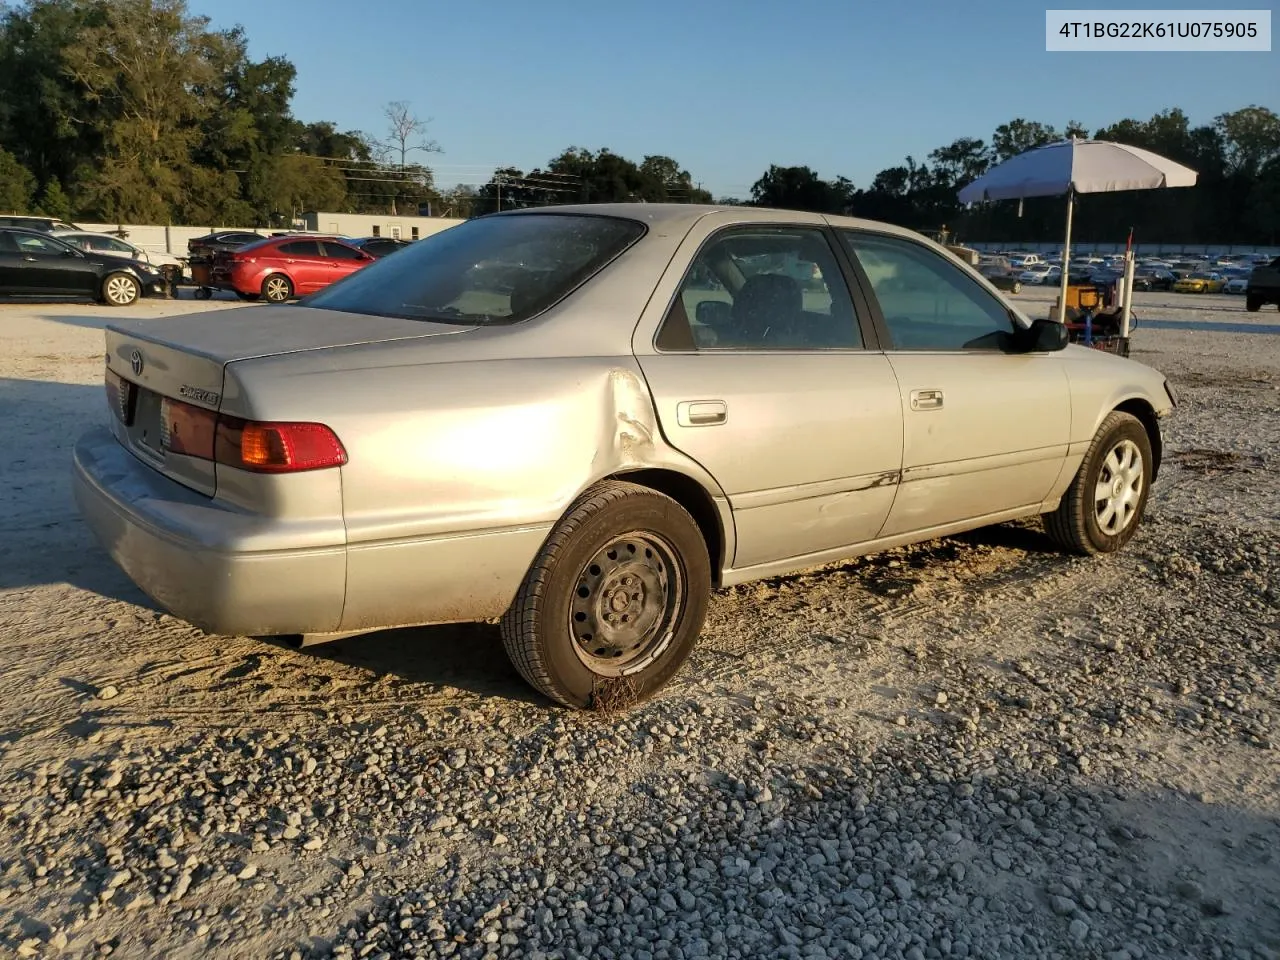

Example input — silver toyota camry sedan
[73,204,1176,709]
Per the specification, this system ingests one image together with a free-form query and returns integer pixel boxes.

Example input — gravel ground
[0,288,1276,959]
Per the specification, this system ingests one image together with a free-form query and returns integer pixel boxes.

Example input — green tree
[1215,105,1280,178]
[1246,157,1280,244]
[62,0,217,220]
[248,154,347,223]
[928,138,989,188]
[750,165,854,213]
[639,155,713,203]
[990,119,1060,162]
[0,146,35,212]
[0,0,107,189]
[36,175,72,218]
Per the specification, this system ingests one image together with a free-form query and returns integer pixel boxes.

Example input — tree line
[1,0,1276,244]
[744,111,1280,246]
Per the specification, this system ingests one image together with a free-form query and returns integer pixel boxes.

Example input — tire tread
[500,480,694,707]
[1045,410,1145,555]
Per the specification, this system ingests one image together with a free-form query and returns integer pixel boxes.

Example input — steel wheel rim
[106,276,136,304]
[567,531,683,677]
[265,277,289,301]
[1094,438,1144,535]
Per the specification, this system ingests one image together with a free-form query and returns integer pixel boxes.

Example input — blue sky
[190,0,1277,198]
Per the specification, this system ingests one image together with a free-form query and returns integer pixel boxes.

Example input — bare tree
[374,101,443,215]
[381,101,442,170]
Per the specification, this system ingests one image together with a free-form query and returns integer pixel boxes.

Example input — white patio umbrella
[958,139,1197,330]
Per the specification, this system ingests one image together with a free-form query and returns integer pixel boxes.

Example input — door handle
[910,389,944,411]
[677,400,727,427]
[22,256,37,262]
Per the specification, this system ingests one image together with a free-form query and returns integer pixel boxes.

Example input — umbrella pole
[1057,188,1074,324]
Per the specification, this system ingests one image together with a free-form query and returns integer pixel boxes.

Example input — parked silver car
[73,204,1176,709]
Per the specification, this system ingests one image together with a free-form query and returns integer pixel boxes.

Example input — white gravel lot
[0,287,1277,960]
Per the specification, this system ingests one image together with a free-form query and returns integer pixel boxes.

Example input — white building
[300,211,465,241]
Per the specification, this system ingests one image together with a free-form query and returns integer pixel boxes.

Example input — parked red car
[211,235,375,303]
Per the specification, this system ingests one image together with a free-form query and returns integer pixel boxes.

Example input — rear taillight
[227,254,256,264]
[105,369,132,424]
[215,418,347,473]
[157,396,346,473]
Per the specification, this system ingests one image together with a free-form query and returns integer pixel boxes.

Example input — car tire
[1044,411,1153,556]
[101,273,140,307]
[500,480,711,710]
[261,274,293,303]
[1012,282,1022,294]
[1246,296,1261,312]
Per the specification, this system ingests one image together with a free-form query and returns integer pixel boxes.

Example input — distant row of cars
[975,246,1273,299]
[0,215,414,305]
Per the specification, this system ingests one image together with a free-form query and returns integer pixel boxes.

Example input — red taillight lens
[214,418,347,473]
[152,396,346,473]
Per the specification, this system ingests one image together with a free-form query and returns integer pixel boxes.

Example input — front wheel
[1245,296,1261,312]
[1011,282,1022,294]
[261,274,293,303]
[1044,411,1153,555]
[102,273,140,306]
[500,481,711,710]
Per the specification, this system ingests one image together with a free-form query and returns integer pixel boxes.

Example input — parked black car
[1134,267,1176,291]
[0,214,81,232]
[0,227,167,305]
[1246,257,1280,312]
[345,236,413,258]
[186,230,268,259]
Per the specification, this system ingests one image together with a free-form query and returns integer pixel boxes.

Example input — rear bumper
[72,426,347,636]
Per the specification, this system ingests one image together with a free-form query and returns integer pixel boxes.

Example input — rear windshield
[301,213,646,324]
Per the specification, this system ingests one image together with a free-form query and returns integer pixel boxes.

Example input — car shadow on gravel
[0,376,156,608]
[268,622,548,706]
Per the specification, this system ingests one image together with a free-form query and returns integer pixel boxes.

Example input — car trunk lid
[103,305,475,496]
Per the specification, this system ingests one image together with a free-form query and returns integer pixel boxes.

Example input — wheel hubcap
[267,279,288,299]
[1094,438,1144,535]
[107,277,134,303]
[568,533,683,677]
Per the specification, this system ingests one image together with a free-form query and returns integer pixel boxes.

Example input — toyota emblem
[130,349,143,376]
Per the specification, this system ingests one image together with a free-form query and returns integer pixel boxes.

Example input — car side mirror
[1016,316,1069,352]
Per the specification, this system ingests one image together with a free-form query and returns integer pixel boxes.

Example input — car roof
[0,225,68,238]
[494,202,938,243]
[1,215,61,223]
[60,230,131,240]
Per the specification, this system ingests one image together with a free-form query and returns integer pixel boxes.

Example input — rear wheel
[1245,296,1261,312]
[261,274,293,303]
[500,481,711,710]
[1011,282,1022,294]
[102,273,140,306]
[1045,411,1152,556]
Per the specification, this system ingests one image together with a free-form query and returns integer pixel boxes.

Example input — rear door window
[278,240,323,258]
[321,241,365,260]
